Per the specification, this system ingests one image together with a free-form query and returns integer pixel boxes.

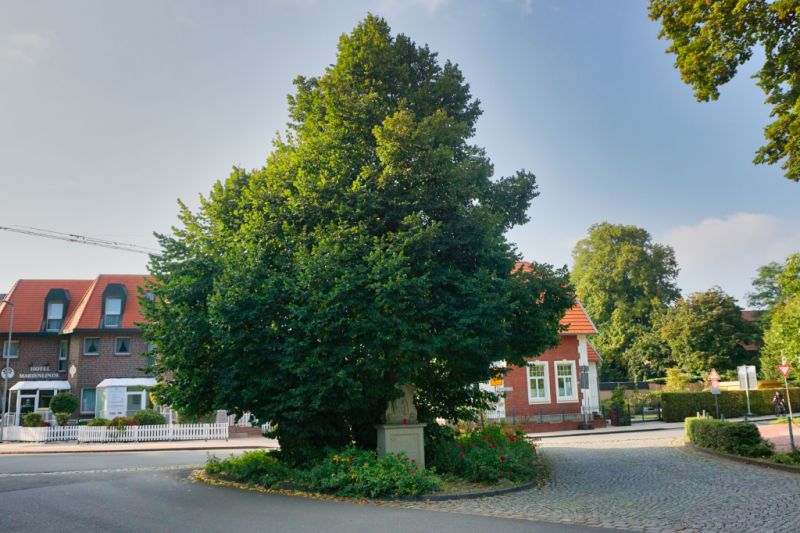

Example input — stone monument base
[375,423,427,468]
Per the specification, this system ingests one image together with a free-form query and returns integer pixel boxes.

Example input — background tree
[649,0,800,182]
[747,260,785,314]
[142,15,573,464]
[759,254,800,382]
[621,327,672,381]
[658,287,755,375]
[571,222,680,379]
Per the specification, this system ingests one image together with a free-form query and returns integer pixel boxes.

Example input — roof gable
[0,280,93,333]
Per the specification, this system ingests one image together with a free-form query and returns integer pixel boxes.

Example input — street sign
[737,365,758,391]
[777,365,791,378]
[0,367,13,380]
[711,388,721,395]
[709,368,720,381]
[495,386,514,392]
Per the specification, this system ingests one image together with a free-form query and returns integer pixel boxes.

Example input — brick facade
[2,336,66,389]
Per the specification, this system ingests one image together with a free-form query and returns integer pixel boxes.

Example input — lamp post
[1,299,14,442]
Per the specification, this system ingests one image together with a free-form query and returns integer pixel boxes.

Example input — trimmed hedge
[662,388,800,422]
[685,418,773,457]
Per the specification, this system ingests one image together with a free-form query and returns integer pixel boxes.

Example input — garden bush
[205,448,440,498]
[110,416,138,428]
[662,389,800,422]
[428,424,544,484]
[49,392,78,415]
[132,409,167,425]
[54,412,71,426]
[87,417,111,426]
[685,418,774,457]
[770,451,800,466]
[22,413,44,427]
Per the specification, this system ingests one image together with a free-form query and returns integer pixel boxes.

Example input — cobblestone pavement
[397,430,800,532]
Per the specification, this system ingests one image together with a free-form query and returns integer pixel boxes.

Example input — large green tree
[759,253,800,382]
[649,0,800,182]
[142,16,573,463]
[571,222,680,378]
[658,287,755,375]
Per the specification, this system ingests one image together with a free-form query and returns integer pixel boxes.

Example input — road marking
[0,464,201,478]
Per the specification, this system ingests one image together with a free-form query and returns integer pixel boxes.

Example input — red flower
[498,471,504,477]
[458,452,464,459]
[488,443,495,448]
[508,471,513,477]
[410,469,416,475]
[411,459,415,463]
[482,435,489,440]
[500,455,506,461]
[403,418,409,425]
[509,435,516,442]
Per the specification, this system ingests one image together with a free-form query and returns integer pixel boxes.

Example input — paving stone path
[398,430,800,532]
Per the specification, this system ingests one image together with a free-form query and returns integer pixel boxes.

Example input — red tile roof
[587,342,601,362]
[0,280,93,333]
[0,275,150,334]
[514,261,598,335]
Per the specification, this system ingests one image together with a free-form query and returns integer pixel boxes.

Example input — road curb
[530,426,676,439]
[683,442,800,475]
[0,444,277,455]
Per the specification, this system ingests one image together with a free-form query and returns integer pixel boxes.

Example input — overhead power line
[0,225,160,255]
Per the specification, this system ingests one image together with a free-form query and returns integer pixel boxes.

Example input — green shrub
[54,412,71,426]
[685,418,774,457]
[110,416,138,428]
[300,448,440,497]
[132,409,167,425]
[665,368,692,392]
[22,413,44,427]
[206,450,293,488]
[662,389,800,422]
[770,451,800,465]
[428,424,544,484]
[49,392,78,415]
[87,417,111,426]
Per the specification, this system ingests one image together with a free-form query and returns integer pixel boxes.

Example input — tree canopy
[142,15,573,463]
[649,0,800,182]
[759,253,800,382]
[658,287,755,375]
[571,222,680,378]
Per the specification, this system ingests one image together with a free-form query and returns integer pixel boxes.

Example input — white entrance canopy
[10,381,71,391]
[96,377,157,388]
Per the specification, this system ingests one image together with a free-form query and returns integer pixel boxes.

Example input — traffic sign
[711,388,721,395]
[1,367,14,380]
[777,365,791,378]
[709,368,720,381]
[489,377,503,387]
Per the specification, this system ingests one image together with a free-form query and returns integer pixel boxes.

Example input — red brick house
[483,264,603,431]
[0,275,154,424]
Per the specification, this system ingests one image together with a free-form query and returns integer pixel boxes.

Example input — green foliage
[54,413,71,426]
[142,15,573,464]
[658,287,755,374]
[661,389,800,422]
[206,450,294,489]
[571,222,679,377]
[87,417,111,426]
[649,0,800,182]
[49,392,78,415]
[427,424,544,484]
[132,409,167,426]
[685,418,774,457]
[110,416,138,428]
[664,367,691,392]
[621,329,672,380]
[22,413,44,427]
[747,261,785,314]
[607,385,631,426]
[760,254,800,383]
[770,451,800,466]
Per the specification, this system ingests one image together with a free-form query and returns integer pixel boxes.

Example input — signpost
[778,359,795,451]
[709,368,721,419]
[737,365,757,419]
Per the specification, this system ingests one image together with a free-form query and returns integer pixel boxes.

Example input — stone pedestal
[376,423,427,468]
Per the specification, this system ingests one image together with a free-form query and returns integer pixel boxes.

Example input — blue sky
[1,0,798,304]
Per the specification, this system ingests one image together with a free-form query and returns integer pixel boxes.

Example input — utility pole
[0,299,14,442]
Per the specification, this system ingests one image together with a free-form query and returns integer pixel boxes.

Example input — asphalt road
[0,449,606,533]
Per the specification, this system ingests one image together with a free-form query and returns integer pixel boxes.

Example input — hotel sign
[20,365,61,379]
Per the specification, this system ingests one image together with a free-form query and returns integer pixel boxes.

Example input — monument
[375,384,427,467]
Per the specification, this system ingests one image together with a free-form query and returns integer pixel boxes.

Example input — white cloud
[0,31,51,64]
[661,213,800,305]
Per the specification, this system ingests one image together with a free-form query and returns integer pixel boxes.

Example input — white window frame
[83,337,100,356]
[114,337,131,355]
[104,298,122,328]
[3,340,19,359]
[58,339,69,372]
[555,360,578,403]
[46,302,64,331]
[80,388,96,414]
[526,361,550,404]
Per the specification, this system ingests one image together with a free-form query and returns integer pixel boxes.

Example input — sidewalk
[0,436,278,454]
[528,415,779,439]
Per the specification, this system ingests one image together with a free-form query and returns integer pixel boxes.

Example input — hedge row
[685,418,773,457]
[662,388,800,422]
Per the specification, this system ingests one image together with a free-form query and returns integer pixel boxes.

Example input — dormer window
[46,302,64,331]
[104,298,122,328]
[101,283,127,329]
[42,288,70,333]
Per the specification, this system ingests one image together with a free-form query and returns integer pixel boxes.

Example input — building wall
[2,336,64,390]
[67,332,150,416]
[503,335,584,420]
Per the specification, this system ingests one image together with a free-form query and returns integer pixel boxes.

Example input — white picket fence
[3,423,228,443]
